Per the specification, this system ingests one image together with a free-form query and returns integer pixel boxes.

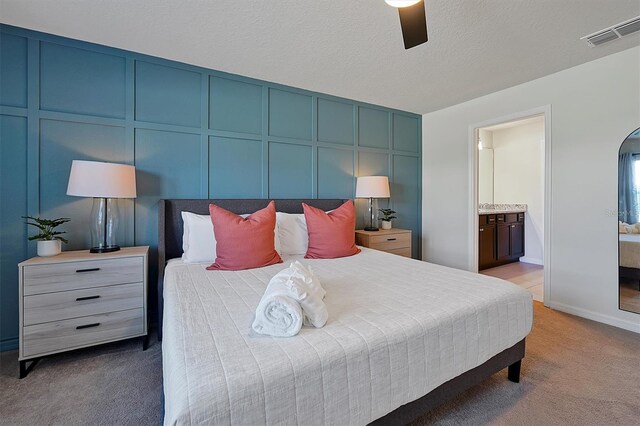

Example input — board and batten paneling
[0,24,422,350]
[0,114,28,350]
[40,42,126,119]
[0,33,27,108]
[209,136,263,198]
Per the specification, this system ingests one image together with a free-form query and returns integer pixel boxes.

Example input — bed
[158,199,533,425]
[619,233,640,283]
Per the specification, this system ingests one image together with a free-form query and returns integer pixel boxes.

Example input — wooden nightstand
[18,246,149,378]
[355,228,412,258]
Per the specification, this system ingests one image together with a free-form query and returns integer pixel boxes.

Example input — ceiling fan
[385,0,428,49]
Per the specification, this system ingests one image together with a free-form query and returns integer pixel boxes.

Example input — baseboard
[519,256,543,265]
[548,301,640,334]
[0,337,18,352]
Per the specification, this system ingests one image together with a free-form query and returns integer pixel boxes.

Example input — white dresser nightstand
[18,246,148,378]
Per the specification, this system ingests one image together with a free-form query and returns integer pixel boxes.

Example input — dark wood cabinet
[510,223,524,258]
[479,224,496,267]
[497,224,511,260]
[479,213,525,270]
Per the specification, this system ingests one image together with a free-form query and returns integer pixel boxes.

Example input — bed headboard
[156,198,348,339]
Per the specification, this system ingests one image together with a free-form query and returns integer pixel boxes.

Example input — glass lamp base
[364,226,379,231]
[90,245,121,253]
[90,198,121,254]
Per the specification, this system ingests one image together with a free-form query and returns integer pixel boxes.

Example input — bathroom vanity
[479,205,526,270]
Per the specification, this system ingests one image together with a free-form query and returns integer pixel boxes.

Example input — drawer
[384,247,412,258]
[368,232,411,251]
[496,214,505,223]
[367,232,411,245]
[22,308,144,358]
[506,213,518,223]
[24,282,144,326]
[518,212,525,222]
[23,257,143,296]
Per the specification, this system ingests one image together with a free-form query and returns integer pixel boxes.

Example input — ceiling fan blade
[398,0,428,49]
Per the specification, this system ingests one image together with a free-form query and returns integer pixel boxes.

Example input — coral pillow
[207,201,282,270]
[303,200,361,259]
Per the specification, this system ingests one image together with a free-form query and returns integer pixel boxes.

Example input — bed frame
[157,198,525,425]
[619,267,640,292]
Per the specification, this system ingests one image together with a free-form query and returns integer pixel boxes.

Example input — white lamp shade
[355,176,390,198]
[67,160,137,198]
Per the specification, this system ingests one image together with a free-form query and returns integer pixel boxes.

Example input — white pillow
[181,212,217,263]
[181,211,259,262]
[182,210,308,261]
[276,212,308,255]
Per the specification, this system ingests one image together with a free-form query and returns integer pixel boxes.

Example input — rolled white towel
[252,294,303,337]
[287,276,328,328]
[269,266,328,328]
[289,261,325,300]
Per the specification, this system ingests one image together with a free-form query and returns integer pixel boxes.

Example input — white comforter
[162,248,533,425]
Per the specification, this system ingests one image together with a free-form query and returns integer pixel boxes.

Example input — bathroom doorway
[469,107,551,306]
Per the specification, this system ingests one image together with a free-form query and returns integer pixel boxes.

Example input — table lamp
[355,176,390,231]
[66,160,137,253]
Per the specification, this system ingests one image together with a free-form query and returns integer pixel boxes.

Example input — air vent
[616,17,640,36]
[581,16,640,47]
[586,30,619,46]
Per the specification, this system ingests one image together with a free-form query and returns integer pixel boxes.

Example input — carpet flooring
[1,302,638,426]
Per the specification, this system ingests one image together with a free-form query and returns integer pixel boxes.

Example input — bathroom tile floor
[481,261,544,302]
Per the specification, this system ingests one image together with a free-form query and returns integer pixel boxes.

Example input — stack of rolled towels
[252,261,327,337]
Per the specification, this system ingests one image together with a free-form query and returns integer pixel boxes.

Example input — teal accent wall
[0,25,422,351]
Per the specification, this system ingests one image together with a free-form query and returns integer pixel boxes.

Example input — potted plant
[378,208,397,230]
[23,216,70,257]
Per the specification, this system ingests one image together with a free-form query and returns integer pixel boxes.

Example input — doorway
[469,106,551,306]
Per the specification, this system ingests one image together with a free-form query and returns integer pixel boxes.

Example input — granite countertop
[478,203,527,215]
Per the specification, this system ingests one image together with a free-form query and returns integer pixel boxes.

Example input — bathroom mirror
[478,129,494,204]
[618,126,640,314]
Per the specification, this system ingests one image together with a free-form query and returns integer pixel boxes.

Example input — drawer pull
[386,238,397,241]
[76,267,101,273]
[76,323,100,330]
[75,295,100,302]
[512,225,516,228]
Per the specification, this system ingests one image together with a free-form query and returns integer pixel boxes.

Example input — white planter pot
[37,240,61,257]
[381,220,392,230]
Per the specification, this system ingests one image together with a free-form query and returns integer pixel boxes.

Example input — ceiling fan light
[385,0,421,8]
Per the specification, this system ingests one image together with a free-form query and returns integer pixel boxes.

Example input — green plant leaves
[377,208,397,221]
[21,216,70,243]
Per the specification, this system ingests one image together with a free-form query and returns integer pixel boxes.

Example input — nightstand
[18,246,149,378]
[355,228,412,257]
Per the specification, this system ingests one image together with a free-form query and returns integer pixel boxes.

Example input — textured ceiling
[1,0,639,113]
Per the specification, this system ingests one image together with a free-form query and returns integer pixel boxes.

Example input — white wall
[492,121,545,264]
[422,46,640,332]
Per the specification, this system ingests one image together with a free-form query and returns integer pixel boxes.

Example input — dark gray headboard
[156,198,348,339]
